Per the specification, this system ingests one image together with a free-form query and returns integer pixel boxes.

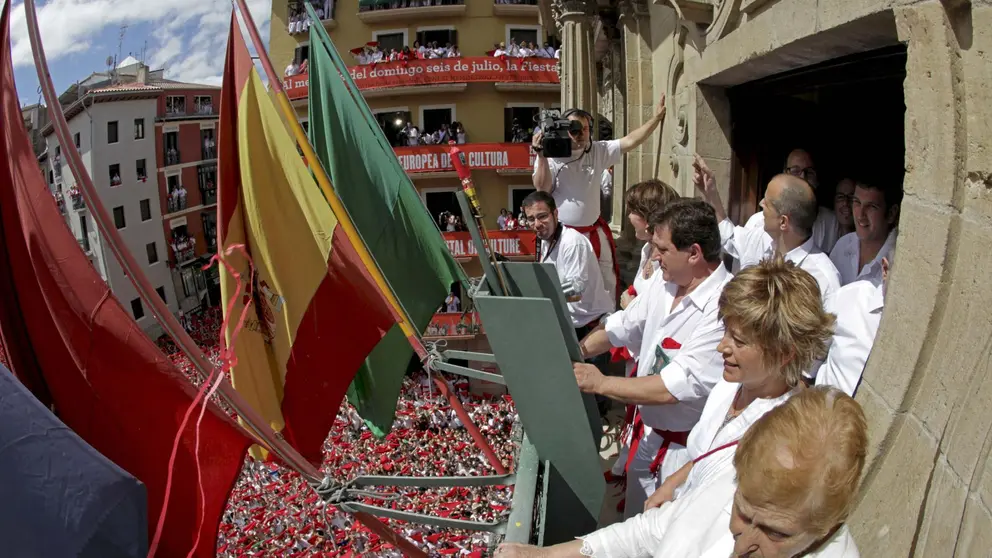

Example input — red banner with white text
[443,230,536,260]
[284,57,559,100]
[397,143,535,173]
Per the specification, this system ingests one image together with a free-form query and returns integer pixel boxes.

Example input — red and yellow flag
[217,15,394,465]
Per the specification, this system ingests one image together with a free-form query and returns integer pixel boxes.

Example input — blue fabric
[0,364,148,557]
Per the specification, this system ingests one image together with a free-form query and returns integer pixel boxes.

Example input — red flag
[0,5,251,556]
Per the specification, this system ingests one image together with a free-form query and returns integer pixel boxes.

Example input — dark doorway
[416,29,457,47]
[422,108,453,136]
[374,110,413,147]
[504,106,540,142]
[424,190,459,228]
[727,45,907,224]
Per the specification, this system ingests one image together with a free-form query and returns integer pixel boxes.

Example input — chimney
[136,63,148,85]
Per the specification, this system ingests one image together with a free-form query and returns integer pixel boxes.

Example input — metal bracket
[443,350,499,363]
[340,502,508,533]
[433,360,506,385]
[351,474,516,488]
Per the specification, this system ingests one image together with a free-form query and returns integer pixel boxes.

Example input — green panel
[456,191,505,296]
[541,462,599,544]
[496,261,602,448]
[474,295,604,531]
[504,435,540,544]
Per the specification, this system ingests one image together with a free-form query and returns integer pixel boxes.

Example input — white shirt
[718,220,841,304]
[676,380,798,499]
[582,462,860,558]
[632,242,659,296]
[814,280,884,395]
[535,140,622,227]
[829,228,897,286]
[745,206,840,255]
[604,265,732,432]
[540,226,614,327]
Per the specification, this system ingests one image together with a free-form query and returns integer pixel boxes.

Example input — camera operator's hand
[531,130,544,155]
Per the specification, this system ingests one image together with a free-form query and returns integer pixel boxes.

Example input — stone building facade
[543,0,992,553]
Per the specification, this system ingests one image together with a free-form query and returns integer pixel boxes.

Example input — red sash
[566,216,621,300]
[624,411,691,478]
[694,441,739,464]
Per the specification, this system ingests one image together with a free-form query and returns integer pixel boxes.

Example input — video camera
[536,109,583,158]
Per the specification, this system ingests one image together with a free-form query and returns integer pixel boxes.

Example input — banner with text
[397,143,535,173]
[443,230,536,260]
[283,57,559,100]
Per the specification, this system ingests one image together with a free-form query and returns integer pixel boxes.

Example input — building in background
[39,57,220,338]
[268,0,559,277]
[21,102,49,158]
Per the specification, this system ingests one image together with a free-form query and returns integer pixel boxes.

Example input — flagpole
[233,0,508,477]
[22,0,322,485]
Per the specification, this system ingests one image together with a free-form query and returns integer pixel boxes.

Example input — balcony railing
[492,0,538,15]
[442,229,536,261]
[78,237,90,253]
[164,149,181,166]
[71,193,85,210]
[288,0,336,33]
[202,146,216,160]
[167,195,188,214]
[193,105,215,116]
[171,238,197,264]
[165,106,187,118]
[395,142,535,174]
[357,0,466,23]
[283,56,559,100]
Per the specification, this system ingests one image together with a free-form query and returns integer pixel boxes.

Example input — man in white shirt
[829,177,901,286]
[743,149,840,256]
[531,96,668,304]
[815,255,891,395]
[693,155,841,305]
[571,199,732,518]
[522,191,614,333]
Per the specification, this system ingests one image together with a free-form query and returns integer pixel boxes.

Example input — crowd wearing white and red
[155,306,520,556]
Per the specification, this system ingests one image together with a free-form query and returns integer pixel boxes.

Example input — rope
[314,476,402,506]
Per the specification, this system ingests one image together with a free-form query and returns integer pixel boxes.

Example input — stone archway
[647,0,992,554]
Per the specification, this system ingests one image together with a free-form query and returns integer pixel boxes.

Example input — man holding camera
[532,96,668,303]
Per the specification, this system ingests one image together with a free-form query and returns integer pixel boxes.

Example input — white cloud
[9,0,272,85]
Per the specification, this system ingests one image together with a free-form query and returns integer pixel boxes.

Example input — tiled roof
[88,83,162,93]
[158,79,221,90]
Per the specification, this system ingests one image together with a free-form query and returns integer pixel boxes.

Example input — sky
[10,0,273,106]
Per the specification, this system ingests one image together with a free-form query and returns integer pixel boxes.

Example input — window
[504,106,540,142]
[509,186,536,216]
[194,95,213,115]
[198,164,217,205]
[201,128,216,159]
[166,95,186,116]
[134,118,145,140]
[109,163,121,186]
[48,170,53,184]
[202,212,217,251]
[181,267,197,297]
[164,131,180,165]
[508,27,540,47]
[416,29,457,48]
[156,286,167,303]
[130,298,144,320]
[107,121,119,144]
[375,32,405,53]
[294,45,309,65]
[113,206,126,229]
[78,214,90,252]
[140,199,151,221]
[373,109,413,147]
[423,189,459,229]
[300,120,309,135]
[55,145,60,158]
[146,242,159,264]
[136,158,147,181]
[421,106,454,136]
[73,132,80,148]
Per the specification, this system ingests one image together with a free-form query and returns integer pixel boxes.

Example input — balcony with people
[492,0,538,16]
[167,182,188,214]
[287,0,336,34]
[198,164,217,206]
[170,229,197,265]
[164,95,186,118]
[164,131,181,166]
[283,35,559,100]
[201,129,216,160]
[357,0,466,24]
[68,186,85,210]
[193,95,215,116]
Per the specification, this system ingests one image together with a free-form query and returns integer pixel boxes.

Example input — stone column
[553,0,598,117]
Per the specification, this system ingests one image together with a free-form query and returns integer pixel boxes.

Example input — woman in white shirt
[500,260,859,558]
[499,386,866,558]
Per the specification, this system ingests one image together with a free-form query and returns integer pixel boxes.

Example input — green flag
[305,4,468,435]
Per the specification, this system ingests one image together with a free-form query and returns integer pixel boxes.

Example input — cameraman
[532,96,667,302]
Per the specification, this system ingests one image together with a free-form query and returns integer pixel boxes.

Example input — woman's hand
[644,478,678,511]
[497,543,547,558]
[620,290,636,310]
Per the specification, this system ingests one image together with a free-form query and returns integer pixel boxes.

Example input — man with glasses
[521,191,613,338]
[743,149,841,255]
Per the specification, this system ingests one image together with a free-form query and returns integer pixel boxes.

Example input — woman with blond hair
[604,179,681,508]
[499,260,865,557]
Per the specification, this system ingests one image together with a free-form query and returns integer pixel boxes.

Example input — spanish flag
[217,15,394,465]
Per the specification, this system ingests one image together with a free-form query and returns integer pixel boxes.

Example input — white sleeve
[718,218,769,267]
[597,139,622,170]
[744,211,764,230]
[558,240,599,300]
[604,285,649,352]
[580,505,676,558]
[659,301,726,403]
